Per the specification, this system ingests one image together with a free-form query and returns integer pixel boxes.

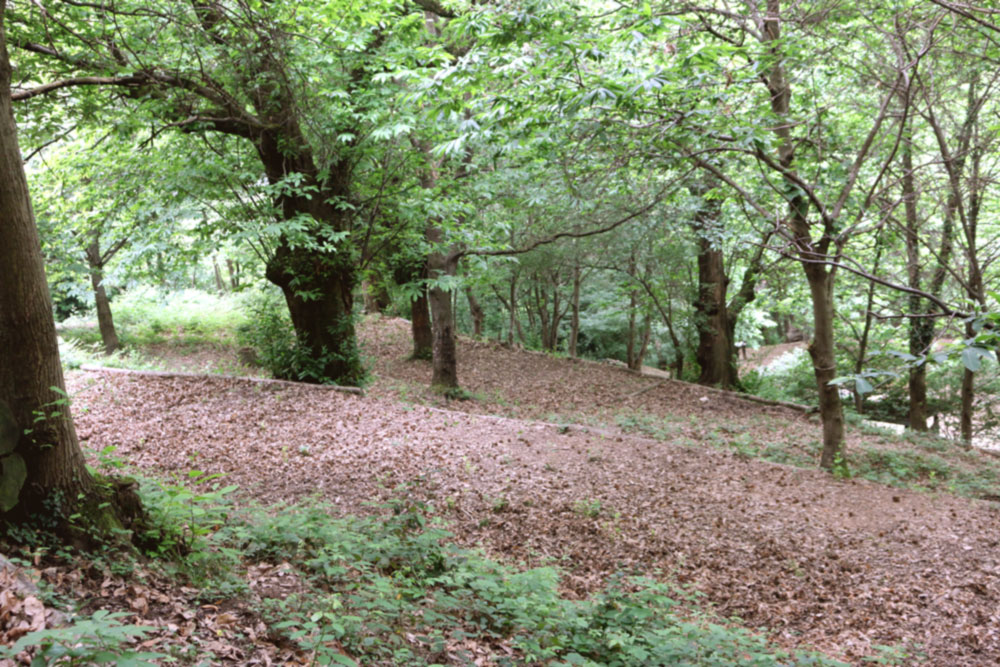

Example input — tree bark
[763,0,844,470]
[465,287,484,337]
[427,244,459,389]
[508,273,520,345]
[362,277,392,315]
[84,240,120,355]
[960,320,976,445]
[411,280,433,360]
[690,184,738,388]
[265,242,361,385]
[0,11,127,535]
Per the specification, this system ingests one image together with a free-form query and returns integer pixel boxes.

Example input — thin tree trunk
[508,276,517,346]
[465,287,484,337]
[84,240,120,355]
[853,231,884,414]
[903,133,932,431]
[226,258,240,290]
[568,264,582,358]
[762,0,846,470]
[212,255,225,293]
[627,260,639,370]
[635,316,652,370]
[961,321,976,446]
[666,300,684,380]
[763,0,844,469]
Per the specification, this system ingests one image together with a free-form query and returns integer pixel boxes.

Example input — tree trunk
[428,259,459,389]
[627,284,638,370]
[568,265,581,358]
[960,348,975,445]
[853,231,884,414]
[690,183,739,388]
[0,14,136,537]
[806,266,845,469]
[903,135,931,431]
[465,287,484,337]
[212,255,225,293]
[84,240,120,355]
[426,223,459,390]
[265,243,362,385]
[763,0,844,469]
[226,258,240,290]
[508,273,521,346]
[666,300,684,380]
[411,281,433,360]
[362,278,391,315]
[633,316,652,370]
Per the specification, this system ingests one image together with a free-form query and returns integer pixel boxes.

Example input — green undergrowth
[610,408,1000,501]
[217,499,848,666]
[4,459,856,666]
[59,288,244,350]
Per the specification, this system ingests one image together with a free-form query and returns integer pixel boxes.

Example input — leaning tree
[1,4,139,539]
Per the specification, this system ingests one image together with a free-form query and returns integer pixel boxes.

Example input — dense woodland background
[5,0,1000,664]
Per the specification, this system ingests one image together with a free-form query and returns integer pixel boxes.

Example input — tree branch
[11,74,145,100]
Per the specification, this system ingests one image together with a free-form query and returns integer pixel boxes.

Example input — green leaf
[962,346,987,372]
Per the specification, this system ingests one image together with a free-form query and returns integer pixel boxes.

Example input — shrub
[235,289,364,385]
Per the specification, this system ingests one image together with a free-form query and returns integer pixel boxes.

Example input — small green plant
[572,498,603,518]
[0,610,166,665]
[236,288,366,386]
[136,471,236,558]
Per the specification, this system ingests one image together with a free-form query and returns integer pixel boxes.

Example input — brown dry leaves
[54,317,1000,665]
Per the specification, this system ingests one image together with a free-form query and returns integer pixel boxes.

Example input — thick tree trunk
[426,220,459,389]
[690,185,739,389]
[692,240,735,386]
[265,243,362,385]
[84,241,120,356]
[0,15,129,536]
[411,283,433,360]
[427,256,459,389]
[465,287,484,337]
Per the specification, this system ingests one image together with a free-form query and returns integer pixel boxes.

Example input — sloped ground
[48,317,1000,664]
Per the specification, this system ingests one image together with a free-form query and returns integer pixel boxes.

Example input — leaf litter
[7,316,999,665]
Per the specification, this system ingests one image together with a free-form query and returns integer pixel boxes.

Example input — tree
[11,0,452,386]
[0,6,137,538]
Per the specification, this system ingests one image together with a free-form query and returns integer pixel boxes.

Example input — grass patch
[60,288,244,349]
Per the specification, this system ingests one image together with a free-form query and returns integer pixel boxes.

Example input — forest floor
[7,317,1000,665]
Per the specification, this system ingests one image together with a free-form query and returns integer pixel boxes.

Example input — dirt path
[67,324,1000,665]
